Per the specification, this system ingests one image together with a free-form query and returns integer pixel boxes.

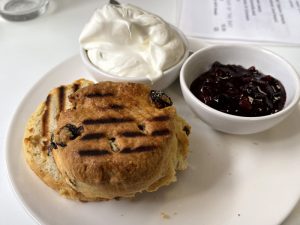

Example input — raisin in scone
[51,82,190,200]
[23,79,94,200]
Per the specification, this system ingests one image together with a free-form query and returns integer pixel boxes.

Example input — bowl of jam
[180,45,300,134]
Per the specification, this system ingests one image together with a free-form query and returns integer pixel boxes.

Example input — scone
[51,82,190,200]
[23,79,94,200]
[24,80,190,201]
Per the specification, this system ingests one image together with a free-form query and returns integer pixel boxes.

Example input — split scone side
[23,79,94,201]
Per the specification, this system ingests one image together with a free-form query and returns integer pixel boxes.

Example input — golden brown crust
[52,82,190,200]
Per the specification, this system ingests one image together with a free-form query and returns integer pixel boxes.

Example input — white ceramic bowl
[80,26,189,90]
[180,45,300,134]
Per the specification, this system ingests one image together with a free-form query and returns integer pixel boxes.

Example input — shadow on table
[282,199,300,225]
[130,121,232,203]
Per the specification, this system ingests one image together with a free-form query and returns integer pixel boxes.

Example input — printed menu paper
[179,0,300,45]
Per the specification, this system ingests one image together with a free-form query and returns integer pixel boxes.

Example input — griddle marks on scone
[108,104,124,110]
[85,93,114,98]
[42,94,51,137]
[42,94,51,151]
[70,83,81,109]
[121,145,156,154]
[78,149,111,157]
[149,115,170,122]
[83,117,134,125]
[151,129,170,136]
[121,131,145,137]
[81,133,105,140]
[58,85,66,112]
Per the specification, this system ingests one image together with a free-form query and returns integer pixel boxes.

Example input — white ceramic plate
[5,55,300,225]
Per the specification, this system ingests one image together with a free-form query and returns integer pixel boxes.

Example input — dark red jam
[190,62,286,117]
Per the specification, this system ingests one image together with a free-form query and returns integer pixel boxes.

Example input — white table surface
[1,0,300,224]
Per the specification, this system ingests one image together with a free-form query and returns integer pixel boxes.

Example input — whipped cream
[79,3,186,82]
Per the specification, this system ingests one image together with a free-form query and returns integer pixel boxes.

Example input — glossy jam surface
[190,62,286,117]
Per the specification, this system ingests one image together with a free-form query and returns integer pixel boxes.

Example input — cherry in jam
[190,62,286,117]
